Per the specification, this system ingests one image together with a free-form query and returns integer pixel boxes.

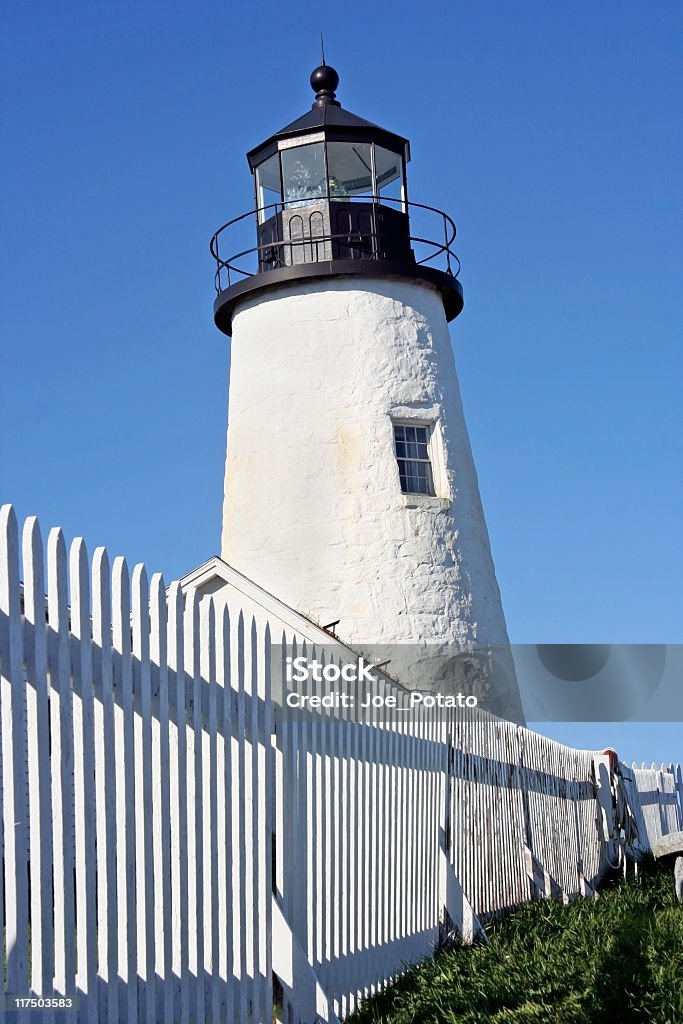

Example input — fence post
[593,754,620,870]
[438,720,486,945]
[675,764,683,830]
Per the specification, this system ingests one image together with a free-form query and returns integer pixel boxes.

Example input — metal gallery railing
[210,194,461,294]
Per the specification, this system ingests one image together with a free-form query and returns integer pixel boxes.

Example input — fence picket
[201,596,220,1024]
[184,588,205,1024]
[319,648,331,975]
[112,555,137,1023]
[92,547,118,1024]
[308,651,321,972]
[47,526,76,1001]
[258,623,274,1024]
[150,572,172,1024]
[131,564,156,1022]
[216,604,234,1024]
[167,582,189,1024]
[234,612,248,1024]
[22,517,54,999]
[1,505,29,998]
[248,617,263,1017]
[70,538,98,1021]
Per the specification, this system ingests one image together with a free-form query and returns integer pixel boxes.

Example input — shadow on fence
[2,504,681,1023]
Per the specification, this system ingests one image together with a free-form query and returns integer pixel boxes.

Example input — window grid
[393,423,435,496]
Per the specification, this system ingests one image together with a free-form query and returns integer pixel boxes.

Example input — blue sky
[1,2,681,762]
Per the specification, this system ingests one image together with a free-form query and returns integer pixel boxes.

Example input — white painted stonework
[221,275,518,708]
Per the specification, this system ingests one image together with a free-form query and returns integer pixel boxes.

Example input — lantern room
[248,64,410,267]
[211,64,464,335]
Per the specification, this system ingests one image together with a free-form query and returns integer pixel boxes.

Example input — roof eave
[246,105,409,170]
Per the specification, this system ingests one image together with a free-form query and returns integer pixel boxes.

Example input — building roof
[246,65,410,169]
[178,554,367,656]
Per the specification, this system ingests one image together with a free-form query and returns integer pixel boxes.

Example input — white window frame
[390,411,449,507]
[392,420,436,496]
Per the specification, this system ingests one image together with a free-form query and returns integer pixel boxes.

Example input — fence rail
[1,504,681,1023]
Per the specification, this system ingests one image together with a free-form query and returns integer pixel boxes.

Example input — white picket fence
[1,504,681,1024]
[0,507,272,1024]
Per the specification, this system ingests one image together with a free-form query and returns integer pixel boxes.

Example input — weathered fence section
[621,762,683,853]
[275,674,618,1021]
[445,714,609,918]
[1,504,681,1024]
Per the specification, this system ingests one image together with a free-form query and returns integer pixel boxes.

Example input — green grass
[348,861,683,1024]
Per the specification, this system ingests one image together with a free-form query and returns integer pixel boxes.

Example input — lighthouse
[211,64,520,715]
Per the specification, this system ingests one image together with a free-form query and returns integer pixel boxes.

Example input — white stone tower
[211,65,520,714]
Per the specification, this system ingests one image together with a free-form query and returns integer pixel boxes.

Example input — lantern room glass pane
[255,153,282,223]
[375,146,404,205]
[326,142,373,199]
[281,143,327,207]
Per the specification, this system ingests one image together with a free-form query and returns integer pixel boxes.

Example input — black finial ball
[310,64,339,96]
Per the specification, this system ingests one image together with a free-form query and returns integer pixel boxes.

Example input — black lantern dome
[211,66,463,336]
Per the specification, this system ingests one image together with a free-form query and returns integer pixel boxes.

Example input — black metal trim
[212,259,464,336]
[211,194,460,290]
[248,126,408,170]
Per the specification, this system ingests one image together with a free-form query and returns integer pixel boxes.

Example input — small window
[393,423,435,495]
